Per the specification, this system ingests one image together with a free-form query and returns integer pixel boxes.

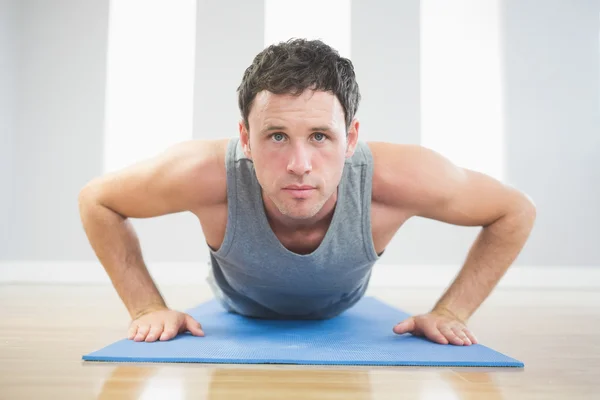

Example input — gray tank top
[206,137,382,319]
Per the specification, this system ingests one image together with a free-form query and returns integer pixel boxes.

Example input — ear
[238,120,252,159]
[345,118,360,158]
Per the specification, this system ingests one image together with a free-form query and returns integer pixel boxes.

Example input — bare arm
[78,139,228,320]
[370,142,537,320]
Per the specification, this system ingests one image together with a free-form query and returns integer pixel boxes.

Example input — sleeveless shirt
[206,137,382,320]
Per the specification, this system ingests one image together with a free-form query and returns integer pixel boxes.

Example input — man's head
[236,39,361,221]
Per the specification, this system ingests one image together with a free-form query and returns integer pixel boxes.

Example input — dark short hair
[237,38,361,133]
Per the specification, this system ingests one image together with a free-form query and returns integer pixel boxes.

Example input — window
[420,0,505,181]
[103,0,197,173]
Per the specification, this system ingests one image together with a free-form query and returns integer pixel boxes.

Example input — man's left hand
[392,309,478,346]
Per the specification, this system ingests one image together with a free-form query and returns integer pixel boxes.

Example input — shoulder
[79,137,231,220]
[365,141,533,226]
[365,141,463,214]
[161,137,230,208]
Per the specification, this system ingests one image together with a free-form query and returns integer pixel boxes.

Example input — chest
[269,201,410,256]
[197,200,411,256]
[273,229,329,255]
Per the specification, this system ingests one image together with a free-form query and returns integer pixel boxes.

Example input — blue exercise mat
[82,296,523,367]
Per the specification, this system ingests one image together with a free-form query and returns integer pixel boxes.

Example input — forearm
[78,194,167,319]
[433,205,536,322]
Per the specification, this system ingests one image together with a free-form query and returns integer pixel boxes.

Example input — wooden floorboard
[1,284,598,399]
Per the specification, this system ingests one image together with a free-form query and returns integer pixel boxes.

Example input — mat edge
[81,356,524,368]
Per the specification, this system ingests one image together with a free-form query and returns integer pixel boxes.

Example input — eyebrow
[260,125,333,134]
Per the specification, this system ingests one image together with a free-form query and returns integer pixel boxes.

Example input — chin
[274,199,325,220]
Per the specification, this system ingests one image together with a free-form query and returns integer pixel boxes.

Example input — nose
[287,144,312,176]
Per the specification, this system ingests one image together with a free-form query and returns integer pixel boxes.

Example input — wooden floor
[1,283,598,399]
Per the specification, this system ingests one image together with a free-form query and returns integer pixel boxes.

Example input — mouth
[284,185,315,190]
[282,185,315,199]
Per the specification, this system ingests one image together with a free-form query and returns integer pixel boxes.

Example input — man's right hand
[127,308,205,342]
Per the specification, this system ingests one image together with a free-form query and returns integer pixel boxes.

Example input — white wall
[1,0,599,280]
[502,0,600,266]
[103,0,197,174]
[3,0,110,260]
[351,0,505,267]
[351,0,600,267]
[420,0,505,182]
[0,0,17,257]
[99,0,203,263]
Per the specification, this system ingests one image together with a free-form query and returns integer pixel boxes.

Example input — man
[78,39,536,346]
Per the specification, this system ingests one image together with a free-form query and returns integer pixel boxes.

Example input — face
[239,89,359,222]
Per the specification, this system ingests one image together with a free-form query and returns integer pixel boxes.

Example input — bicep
[414,165,519,227]
[370,142,531,227]
[79,139,227,219]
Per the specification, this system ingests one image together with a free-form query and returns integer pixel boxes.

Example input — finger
[440,326,464,346]
[184,315,205,337]
[160,323,179,341]
[145,323,164,342]
[423,324,449,345]
[452,326,471,346]
[393,317,415,335]
[463,328,478,345]
[134,325,150,342]
[127,324,139,340]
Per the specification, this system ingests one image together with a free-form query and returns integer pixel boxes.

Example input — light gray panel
[502,0,600,266]
[350,0,420,144]
[0,0,18,257]
[9,0,109,260]
[352,0,600,268]
[350,0,481,267]
[193,0,265,139]
[123,0,266,264]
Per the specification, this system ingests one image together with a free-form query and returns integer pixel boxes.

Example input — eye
[271,133,286,142]
[313,132,327,142]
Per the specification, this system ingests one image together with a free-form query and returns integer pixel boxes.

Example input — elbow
[515,194,537,229]
[522,193,537,220]
[77,181,126,220]
[78,181,101,212]
[501,192,537,226]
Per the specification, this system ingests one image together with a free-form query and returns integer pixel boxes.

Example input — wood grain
[1,284,598,399]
